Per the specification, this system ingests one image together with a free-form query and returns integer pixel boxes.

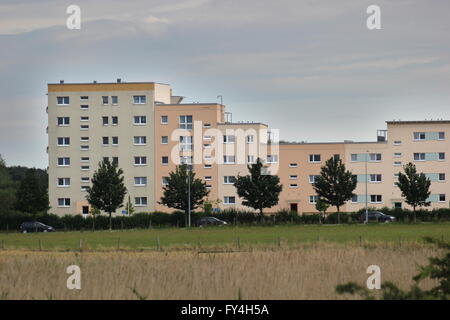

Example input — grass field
[1,223,449,251]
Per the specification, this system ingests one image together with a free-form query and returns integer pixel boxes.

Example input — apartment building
[47,80,449,216]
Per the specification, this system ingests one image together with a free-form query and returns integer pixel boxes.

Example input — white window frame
[133,116,147,125]
[223,176,236,184]
[102,96,109,105]
[57,198,71,207]
[133,95,147,104]
[134,156,147,166]
[438,132,445,140]
[57,117,70,126]
[413,132,426,141]
[57,97,69,105]
[439,194,446,202]
[134,136,147,145]
[161,136,169,144]
[370,195,382,203]
[309,154,321,163]
[134,177,147,186]
[111,96,118,105]
[161,115,168,124]
[309,195,318,204]
[224,135,236,144]
[369,174,382,183]
[135,197,148,207]
[179,115,193,130]
[223,155,236,164]
[414,153,426,161]
[289,163,298,168]
[246,135,254,143]
[161,156,169,165]
[57,157,70,166]
[180,136,193,151]
[57,137,70,146]
[224,196,236,205]
[267,155,278,163]
[369,153,382,162]
[57,177,70,187]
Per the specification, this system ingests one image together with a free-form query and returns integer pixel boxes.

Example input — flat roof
[279,141,386,145]
[386,120,450,124]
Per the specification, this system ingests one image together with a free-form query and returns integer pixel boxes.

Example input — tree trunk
[109,212,112,231]
[337,206,340,224]
[259,208,264,224]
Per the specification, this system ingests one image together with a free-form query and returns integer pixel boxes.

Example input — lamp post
[365,150,369,224]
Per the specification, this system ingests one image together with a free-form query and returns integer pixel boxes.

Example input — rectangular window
[134,177,147,186]
[224,196,236,204]
[57,178,70,187]
[350,154,358,162]
[80,116,89,122]
[370,174,382,182]
[81,177,89,183]
[180,136,193,151]
[204,164,212,169]
[161,156,169,165]
[439,173,446,182]
[161,115,168,124]
[351,195,358,203]
[135,197,148,206]
[246,135,254,143]
[111,96,118,105]
[414,132,426,141]
[112,136,118,145]
[224,135,236,143]
[80,124,89,130]
[289,175,297,180]
[439,152,445,160]
[309,195,318,204]
[162,177,169,185]
[393,141,402,146]
[204,143,212,149]
[309,175,319,183]
[223,155,236,164]
[102,96,109,105]
[394,161,402,166]
[80,105,89,110]
[102,137,109,145]
[57,97,69,105]
[112,116,118,125]
[133,96,146,104]
[309,154,321,163]
[203,135,212,141]
[369,153,382,162]
[57,198,71,207]
[80,137,89,142]
[438,132,445,140]
[112,157,119,165]
[81,165,90,171]
[134,156,147,165]
[133,116,146,125]
[204,176,212,181]
[57,117,70,126]
[161,136,168,144]
[394,153,402,158]
[57,137,70,146]
[267,155,278,163]
[289,163,298,168]
[414,153,426,161]
[134,136,147,145]
[203,123,211,128]
[247,155,255,164]
[80,96,88,102]
[102,116,109,126]
[80,145,89,151]
[370,195,382,203]
[439,194,446,202]
[179,115,193,130]
[81,186,89,192]
[289,184,298,188]
[57,157,70,166]
[81,157,89,162]
[224,176,236,184]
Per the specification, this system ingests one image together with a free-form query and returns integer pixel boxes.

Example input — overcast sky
[1,0,449,168]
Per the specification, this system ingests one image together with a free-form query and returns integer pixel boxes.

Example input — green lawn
[1,223,450,251]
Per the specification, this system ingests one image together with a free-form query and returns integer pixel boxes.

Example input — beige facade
[47,81,450,216]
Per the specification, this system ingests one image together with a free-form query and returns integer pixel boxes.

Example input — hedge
[0,207,450,231]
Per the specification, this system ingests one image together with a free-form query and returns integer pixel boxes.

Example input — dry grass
[0,243,441,300]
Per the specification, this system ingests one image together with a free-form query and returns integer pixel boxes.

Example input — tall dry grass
[0,243,440,300]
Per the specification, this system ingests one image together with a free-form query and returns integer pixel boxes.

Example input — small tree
[89,206,101,231]
[86,159,127,230]
[315,197,330,224]
[234,158,283,216]
[15,168,49,216]
[159,165,209,224]
[313,157,357,224]
[125,195,135,216]
[396,162,431,222]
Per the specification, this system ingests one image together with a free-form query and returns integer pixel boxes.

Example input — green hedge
[1,207,450,231]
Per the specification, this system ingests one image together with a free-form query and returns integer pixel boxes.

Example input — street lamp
[365,150,369,224]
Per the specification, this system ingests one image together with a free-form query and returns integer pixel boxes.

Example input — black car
[360,211,395,223]
[20,221,55,233]
[197,217,227,227]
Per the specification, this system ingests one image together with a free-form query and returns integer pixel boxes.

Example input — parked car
[20,221,55,233]
[360,211,396,223]
[197,217,227,227]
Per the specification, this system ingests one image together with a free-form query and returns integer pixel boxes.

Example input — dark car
[20,221,55,233]
[197,217,227,227]
[360,211,395,223]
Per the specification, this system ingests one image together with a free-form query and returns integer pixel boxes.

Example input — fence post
[38,239,42,251]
